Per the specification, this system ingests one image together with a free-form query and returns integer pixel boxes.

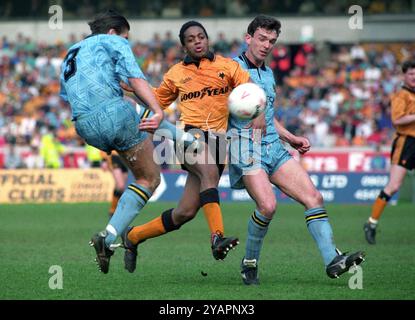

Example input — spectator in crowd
[226,0,249,16]
[270,45,291,85]
[24,145,44,169]
[5,144,24,169]
[85,144,103,168]
[39,127,65,168]
[213,32,231,55]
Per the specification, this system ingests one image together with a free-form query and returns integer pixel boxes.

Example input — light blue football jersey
[228,53,279,145]
[60,34,145,118]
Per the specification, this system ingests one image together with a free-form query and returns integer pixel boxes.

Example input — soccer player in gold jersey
[121,21,252,272]
[364,60,415,244]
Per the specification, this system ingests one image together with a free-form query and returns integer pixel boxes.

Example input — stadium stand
[1,0,414,18]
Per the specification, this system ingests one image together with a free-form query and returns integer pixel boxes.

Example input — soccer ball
[228,83,267,120]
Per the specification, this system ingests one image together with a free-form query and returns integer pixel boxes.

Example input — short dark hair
[402,60,415,73]
[179,21,209,46]
[88,10,130,35]
[247,15,281,37]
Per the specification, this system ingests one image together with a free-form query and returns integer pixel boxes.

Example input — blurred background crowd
[1,0,415,18]
[1,0,415,169]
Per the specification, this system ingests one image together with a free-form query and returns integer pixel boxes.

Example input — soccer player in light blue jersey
[60,10,166,274]
[227,15,365,284]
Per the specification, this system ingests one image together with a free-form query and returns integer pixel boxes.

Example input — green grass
[1,202,414,300]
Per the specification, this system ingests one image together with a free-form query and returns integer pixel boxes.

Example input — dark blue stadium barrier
[128,171,398,204]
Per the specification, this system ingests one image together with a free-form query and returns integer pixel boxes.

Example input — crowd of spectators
[1,31,414,169]
[274,41,415,148]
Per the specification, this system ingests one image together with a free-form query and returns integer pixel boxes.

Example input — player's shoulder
[393,87,414,101]
[78,34,129,54]
[166,61,185,76]
[401,86,415,99]
[232,54,244,63]
[88,34,130,49]
[101,34,129,43]
[232,54,248,69]
[264,65,273,73]
[159,61,187,85]
[171,60,185,70]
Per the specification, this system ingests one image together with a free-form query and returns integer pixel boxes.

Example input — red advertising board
[300,151,390,172]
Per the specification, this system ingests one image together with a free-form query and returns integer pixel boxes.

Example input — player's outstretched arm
[273,118,310,154]
[392,114,415,125]
[128,77,164,132]
[120,81,134,92]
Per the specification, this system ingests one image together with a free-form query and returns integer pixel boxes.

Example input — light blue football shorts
[73,100,148,154]
[228,137,292,189]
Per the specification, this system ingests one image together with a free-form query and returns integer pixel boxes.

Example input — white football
[228,83,267,120]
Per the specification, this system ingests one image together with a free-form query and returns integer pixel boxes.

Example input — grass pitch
[1,202,414,300]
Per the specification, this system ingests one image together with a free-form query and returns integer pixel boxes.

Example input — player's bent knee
[257,201,276,218]
[178,208,198,220]
[387,183,401,195]
[175,212,196,225]
[136,174,160,193]
[304,190,324,208]
[173,207,198,225]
